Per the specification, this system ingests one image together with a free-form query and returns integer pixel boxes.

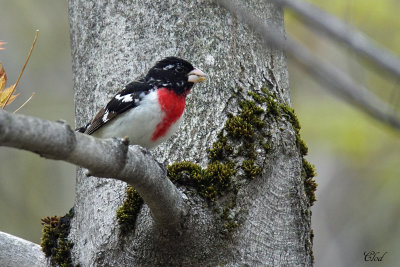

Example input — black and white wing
[77,80,154,135]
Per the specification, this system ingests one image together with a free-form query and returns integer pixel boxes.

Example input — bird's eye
[175,66,184,73]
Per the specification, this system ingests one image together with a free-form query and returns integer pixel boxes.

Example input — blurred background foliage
[287,1,400,266]
[0,1,399,266]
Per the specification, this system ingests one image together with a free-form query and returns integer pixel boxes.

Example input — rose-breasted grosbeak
[76,57,206,149]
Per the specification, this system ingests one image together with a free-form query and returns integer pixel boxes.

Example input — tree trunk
[68,0,313,266]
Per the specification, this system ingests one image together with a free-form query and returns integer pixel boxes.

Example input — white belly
[93,90,183,149]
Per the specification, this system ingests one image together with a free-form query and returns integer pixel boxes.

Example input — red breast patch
[152,88,186,141]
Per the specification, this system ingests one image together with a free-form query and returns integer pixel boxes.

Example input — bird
[76,57,206,149]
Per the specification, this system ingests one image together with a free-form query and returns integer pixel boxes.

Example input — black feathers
[145,57,196,95]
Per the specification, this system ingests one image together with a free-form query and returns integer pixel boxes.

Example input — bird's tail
[75,123,90,133]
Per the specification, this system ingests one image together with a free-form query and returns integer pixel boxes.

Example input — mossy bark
[68,0,314,266]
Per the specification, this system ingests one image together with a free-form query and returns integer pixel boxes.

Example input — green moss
[168,161,236,202]
[302,159,317,205]
[237,141,256,160]
[310,229,315,263]
[205,162,235,185]
[220,207,238,234]
[304,176,317,205]
[247,90,280,118]
[167,161,203,187]
[240,99,265,116]
[239,100,265,128]
[225,115,253,138]
[280,104,301,133]
[261,87,269,95]
[260,140,272,153]
[241,159,262,179]
[54,240,74,267]
[265,96,280,117]
[41,216,61,258]
[303,159,316,179]
[279,101,317,206]
[207,132,234,161]
[296,133,309,156]
[247,91,267,103]
[116,186,144,234]
[280,103,309,159]
[248,89,281,118]
[225,99,267,140]
[40,208,75,267]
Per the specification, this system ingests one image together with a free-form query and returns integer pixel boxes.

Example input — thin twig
[14,92,35,113]
[269,0,400,79]
[1,30,39,109]
[215,0,400,130]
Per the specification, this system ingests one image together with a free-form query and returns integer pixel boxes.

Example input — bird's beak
[188,68,207,83]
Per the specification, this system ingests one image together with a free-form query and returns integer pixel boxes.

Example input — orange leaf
[1,31,38,109]
[0,62,6,90]
[2,93,19,106]
[0,84,17,105]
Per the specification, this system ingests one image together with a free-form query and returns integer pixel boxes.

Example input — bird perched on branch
[76,57,206,148]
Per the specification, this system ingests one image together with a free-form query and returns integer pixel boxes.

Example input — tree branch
[0,231,48,267]
[270,0,400,79]
[0,110,187,228]
[215,0,400,130]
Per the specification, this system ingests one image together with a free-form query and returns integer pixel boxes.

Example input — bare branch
[0,231,48,267]
[215,0,400,130]
[0,110,187,229]
[270,0,400,79]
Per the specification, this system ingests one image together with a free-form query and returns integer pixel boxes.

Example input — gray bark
[66,0,310,266]
[0,231,48,267]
